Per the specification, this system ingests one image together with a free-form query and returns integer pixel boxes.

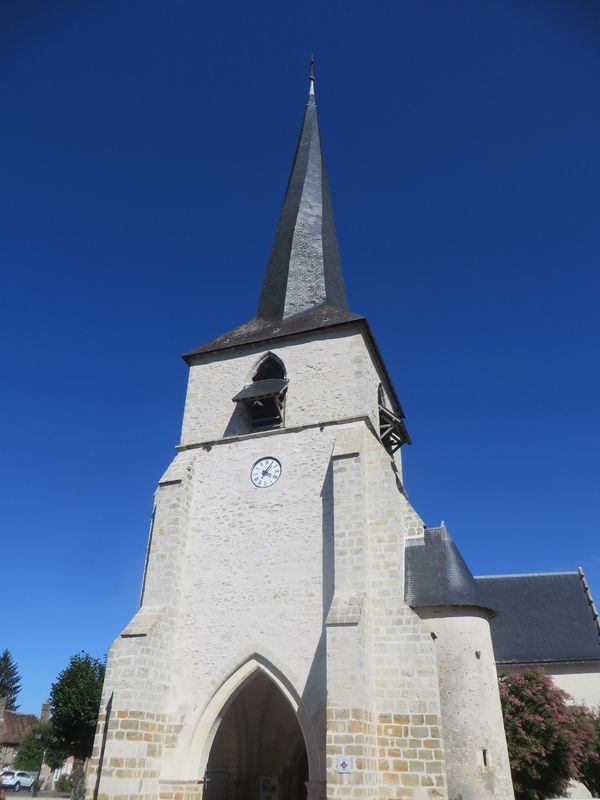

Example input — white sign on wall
[259,776,278,800]
[336,756,352,774]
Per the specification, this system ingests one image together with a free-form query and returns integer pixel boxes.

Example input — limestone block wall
[157,423,352,790]
[86,329,433,800]
[86,461,195,800]
[170,427,331,691]
[418,608,514,800]
[180,326,396,450]
[326,428,448,800]
[365,434,447,800]
[326,430,378,798]
[403,501,425,539]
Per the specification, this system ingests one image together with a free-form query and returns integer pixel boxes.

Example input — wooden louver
[378,404,410,454]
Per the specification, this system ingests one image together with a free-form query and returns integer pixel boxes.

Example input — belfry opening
[203,670,309,800]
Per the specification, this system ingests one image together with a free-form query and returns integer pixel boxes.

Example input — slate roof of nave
[475,571,600,664]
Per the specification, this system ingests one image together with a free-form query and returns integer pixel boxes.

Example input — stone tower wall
[417,608,514,800]
[87,462,196,800]
[325,428,448,800]
[179,327,391,449]
[88,330,454,800]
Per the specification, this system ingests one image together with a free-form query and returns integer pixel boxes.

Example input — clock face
[251,457,282,488]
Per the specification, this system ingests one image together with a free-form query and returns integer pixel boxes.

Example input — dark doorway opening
[204,671,308,800]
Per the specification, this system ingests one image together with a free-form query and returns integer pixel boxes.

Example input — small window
[233,354,288,431]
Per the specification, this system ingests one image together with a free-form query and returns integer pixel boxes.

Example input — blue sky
[1,0,599,714]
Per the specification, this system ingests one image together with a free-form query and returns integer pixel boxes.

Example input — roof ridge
[474,571,579,579]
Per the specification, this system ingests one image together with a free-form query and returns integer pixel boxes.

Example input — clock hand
[262,463,273,477]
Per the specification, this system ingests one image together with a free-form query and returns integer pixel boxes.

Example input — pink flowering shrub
[580,709,600,796]
[499,669,597,800]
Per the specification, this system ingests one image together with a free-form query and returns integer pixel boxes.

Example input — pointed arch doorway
[203,670,309,800]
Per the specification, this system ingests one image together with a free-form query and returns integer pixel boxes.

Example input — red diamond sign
[336,756,352,774]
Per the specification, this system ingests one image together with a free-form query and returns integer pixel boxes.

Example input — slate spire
[256,69,348,320]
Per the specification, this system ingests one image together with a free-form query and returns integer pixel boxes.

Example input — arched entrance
[203,670,309,800]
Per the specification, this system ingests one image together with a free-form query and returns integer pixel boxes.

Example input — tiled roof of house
[474,571,600,664]
[0,710,38,746]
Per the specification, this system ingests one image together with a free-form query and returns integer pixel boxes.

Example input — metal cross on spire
[309,55,315,95]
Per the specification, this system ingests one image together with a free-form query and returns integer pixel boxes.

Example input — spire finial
[309,55,315,95]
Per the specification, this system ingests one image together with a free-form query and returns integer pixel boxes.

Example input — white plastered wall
[162,422,347,783]
[498,661,600,708]
[497,661,600,800]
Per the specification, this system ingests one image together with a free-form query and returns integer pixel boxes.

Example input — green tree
[49,652,105,761]
[14,721,69,772]
[580,708,600,796]
[0,649,21,710]
[499,669,597,800]
[14,725,44,771]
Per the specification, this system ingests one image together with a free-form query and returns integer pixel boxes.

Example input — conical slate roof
[184,78,359,361]
[404,525,494,614]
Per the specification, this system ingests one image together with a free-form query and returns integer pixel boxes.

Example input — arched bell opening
[233,353,289,431]
[252,352,287,382]
[203,670,309,800]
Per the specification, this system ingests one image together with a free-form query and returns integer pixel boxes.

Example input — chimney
[40,701,51,723]
[0,697,6,721]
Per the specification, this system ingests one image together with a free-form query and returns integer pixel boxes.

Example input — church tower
[87,74,514,800]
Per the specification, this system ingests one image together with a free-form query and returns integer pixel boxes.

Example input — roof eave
[182,316,359,363]
[410,601,496,618]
